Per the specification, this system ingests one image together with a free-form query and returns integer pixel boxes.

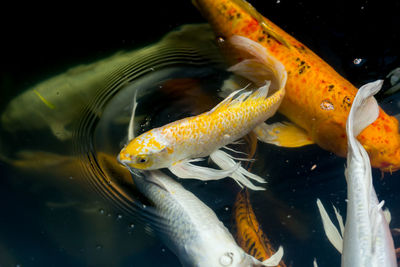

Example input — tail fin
[228,35,287,93]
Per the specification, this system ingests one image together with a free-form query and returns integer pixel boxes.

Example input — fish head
[118,129,173,170]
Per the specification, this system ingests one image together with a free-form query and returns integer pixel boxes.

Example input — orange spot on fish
[384,124,392,133]
[380,162,391,168]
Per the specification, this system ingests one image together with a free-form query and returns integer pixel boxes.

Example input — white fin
[261,246,284,266]
[220,152,255,162]
[127,88,139,141]
[209,150,266,191]
[208,87,246,113]
[254,121,314,148]
[209,82,269,114]
[383,208,392,224]
[219,74,245,97]
[347,80,382,137]
[313,258,318,267]
[332,205,345,236]
[228,35,287,92]
[168,159,239,181]
[222,145,248,156]
[316,199,343,253]
[228,59,276,88]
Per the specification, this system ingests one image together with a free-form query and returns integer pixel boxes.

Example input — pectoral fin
[168,159,239,181]
[316,199,343,254]
[253,122,314,148]
[210,150,266,191]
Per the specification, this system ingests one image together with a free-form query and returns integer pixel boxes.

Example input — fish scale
[154,85,283,160]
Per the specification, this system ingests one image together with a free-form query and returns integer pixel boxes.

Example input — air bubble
[217,37,225,44]
[353,58,363,65]
[99,209,105,215]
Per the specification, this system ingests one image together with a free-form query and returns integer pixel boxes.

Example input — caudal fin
[228,35,287,94]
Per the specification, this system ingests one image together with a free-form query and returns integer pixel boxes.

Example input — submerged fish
[119,35,287,190]
[317,80,397,266]
[193,0,400,172]
[234,190,287,267]
[1,24,223,141]
[131,169,284,267]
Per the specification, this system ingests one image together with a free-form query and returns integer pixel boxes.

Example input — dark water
[1,1,400,266]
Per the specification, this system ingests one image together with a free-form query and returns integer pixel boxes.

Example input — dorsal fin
[208,82,270,114]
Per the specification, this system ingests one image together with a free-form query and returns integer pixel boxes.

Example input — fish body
[1,24,223,141]
[234,190,287,266]
[119,80,284,170]
[341,81,397,266]
[317,80,397,266]
[193,0,400,172]
[118,33,288,190]
[132,170,282,267]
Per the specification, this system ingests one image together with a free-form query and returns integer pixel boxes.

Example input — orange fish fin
[253,122,314,148]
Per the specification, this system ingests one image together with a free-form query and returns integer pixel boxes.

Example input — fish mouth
[117,154,144,176]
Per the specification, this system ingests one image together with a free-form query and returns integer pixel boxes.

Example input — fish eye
[219,252,233,266]
[136,155,148,164]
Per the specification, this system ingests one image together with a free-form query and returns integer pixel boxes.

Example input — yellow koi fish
[193,0,400,172]
[119,35,287,190]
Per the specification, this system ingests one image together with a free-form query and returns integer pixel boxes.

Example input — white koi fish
[118,36,287,190]
[316,80,397,266]
[131,169,284,267]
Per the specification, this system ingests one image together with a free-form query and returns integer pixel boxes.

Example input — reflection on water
[1,10,400,267]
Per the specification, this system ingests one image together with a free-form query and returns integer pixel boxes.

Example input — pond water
[1,1,400,266]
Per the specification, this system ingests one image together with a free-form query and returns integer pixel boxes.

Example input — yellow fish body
[119,36,287,190]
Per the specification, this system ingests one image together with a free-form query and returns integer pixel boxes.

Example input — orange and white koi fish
[193,0,400,172]
[119,35,287,190]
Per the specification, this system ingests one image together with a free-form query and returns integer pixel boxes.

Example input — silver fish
[129,169,283,267]
[317,80,397,266]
